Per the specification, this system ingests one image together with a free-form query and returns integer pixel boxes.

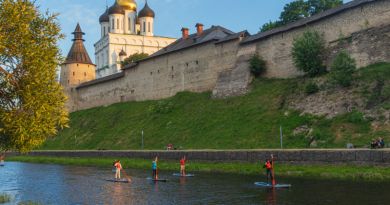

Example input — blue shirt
[152,161,157,170]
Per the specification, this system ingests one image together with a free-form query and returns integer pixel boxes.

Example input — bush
[0,193,11,203]
[330,51,356,87]
[305,82,319,95]
[292,30,326,77]
[249,53,267,77]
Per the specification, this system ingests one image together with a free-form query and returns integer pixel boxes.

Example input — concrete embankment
[10,149,390,165]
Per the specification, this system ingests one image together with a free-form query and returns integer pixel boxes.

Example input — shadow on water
[1,162,390,205]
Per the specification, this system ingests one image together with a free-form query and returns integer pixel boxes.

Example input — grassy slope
[8,156,390,181]
[42,63,390,150]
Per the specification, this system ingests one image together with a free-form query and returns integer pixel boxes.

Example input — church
[94,0,177,78]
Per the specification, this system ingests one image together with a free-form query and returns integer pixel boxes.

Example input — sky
[36,0,352,62]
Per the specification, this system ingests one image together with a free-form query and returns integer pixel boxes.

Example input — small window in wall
[186,63,189,67]
[120,96,125,102]
[84,72,86,77]
[150,72,153,75]
[108,26,111,32]
[128,18,131,31]
[73,72,75,76]
[158,70,160,73]
[131,89,135,94]
[77,64,79,67]
[112,19,114,29]
[148,22,151,32]
[171,66,174,70]
[104,27,106,36]
[143,22,146,32]
[196,60,199,65]
[117,19,120,30]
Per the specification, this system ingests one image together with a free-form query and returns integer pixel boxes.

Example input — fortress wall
[251,0,390,78]
[74,39,240,111]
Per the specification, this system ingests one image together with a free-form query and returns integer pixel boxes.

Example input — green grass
[41,63,390,150]
[9,156,390,181]
[0,193,11,204]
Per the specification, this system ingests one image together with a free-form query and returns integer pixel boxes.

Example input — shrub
[305,82,319,95]
[330,51,356,87]
[0,193,11,203]
[249,53,266,77]
[292,30,326,77]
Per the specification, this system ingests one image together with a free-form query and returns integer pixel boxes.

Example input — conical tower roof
[64,23,94,65]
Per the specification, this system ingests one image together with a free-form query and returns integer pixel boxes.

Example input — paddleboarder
[114,160,122,180]
[263,154,275,185]
[180,156,186,176]
[0,153,4,166]
[152,156,158,180]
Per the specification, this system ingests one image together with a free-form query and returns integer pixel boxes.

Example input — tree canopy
[121,53,149,67]
[0,0,68,153]
[260,0,343,32]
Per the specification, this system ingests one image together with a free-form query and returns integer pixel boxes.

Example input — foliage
[292,30,326,77]
[305,82,319,95]
[149,101,174,114]
[0,0,68,153]
[121,53,149,67]
[249,53,267,77]
[0,193,11,203]
[260,21,282,32]
[260,0,343,32]
[330,51,356,87]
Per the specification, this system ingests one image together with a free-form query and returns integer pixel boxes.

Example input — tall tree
[260,0,343,32]
[0,0,68,153]
[121,53,149,67]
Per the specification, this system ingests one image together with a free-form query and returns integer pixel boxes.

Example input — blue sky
[36,0,352,61]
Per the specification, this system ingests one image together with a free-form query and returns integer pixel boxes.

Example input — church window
[103,27,106,36]
[84,72,86,77]
[148,22,151,32]
[112,19,114,29]
[117,19,119,30]
[143,22,146,32]
[73,72,75,76]
[108,26,111,32]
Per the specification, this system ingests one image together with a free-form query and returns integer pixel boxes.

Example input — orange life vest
[265,161,272,169]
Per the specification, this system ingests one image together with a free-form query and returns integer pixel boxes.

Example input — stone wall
[18,149,390,165]
[74,39,240,111]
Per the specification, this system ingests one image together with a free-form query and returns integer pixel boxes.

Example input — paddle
[271,154,276,186]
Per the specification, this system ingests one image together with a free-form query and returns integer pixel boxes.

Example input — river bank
[7,155,390,181]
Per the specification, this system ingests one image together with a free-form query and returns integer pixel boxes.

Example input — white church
[94,0,177,78]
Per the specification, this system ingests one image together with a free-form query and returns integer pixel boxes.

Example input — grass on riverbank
[8,156,390,181]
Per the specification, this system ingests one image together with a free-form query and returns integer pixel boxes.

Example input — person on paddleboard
[180,156,186,176]
[0,153,4,166]
[263,155,274,184]
[152,156,158,180]
[114,160,122,180]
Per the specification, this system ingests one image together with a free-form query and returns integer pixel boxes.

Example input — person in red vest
[180,156,186,176]
[263,155,274,184]
[114,160,122,180]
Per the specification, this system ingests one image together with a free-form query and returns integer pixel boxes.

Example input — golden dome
[117,0,137,11]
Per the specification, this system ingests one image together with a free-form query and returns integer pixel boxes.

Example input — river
[0,162,389,205]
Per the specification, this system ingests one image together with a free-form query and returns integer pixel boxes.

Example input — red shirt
[114,162,122,170]
[180,159,185,166]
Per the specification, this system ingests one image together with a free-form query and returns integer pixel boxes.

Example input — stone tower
[60,23,96,111]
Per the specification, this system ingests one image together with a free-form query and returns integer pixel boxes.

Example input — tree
[308,0,343,15]
[329,51,356,87]
[259,0,343,32]
[292,30,326,77]
[249,53,267,77]
[280,0,310,25]
[121,53,149,67]
[0,0,68,153]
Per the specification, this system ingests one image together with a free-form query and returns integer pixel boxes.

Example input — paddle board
[147,177,168,182]
[172,173,195,177]
[106,179,130,183]
[254,182,291,188]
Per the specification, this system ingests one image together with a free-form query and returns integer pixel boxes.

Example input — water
[1,162,390,205]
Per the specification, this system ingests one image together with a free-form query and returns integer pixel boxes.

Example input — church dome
[117,0,137,11]
[108,2,125,15]
[139,1,155,18]
[99,8,109,23]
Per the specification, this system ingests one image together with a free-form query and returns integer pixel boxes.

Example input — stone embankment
[12,149,390,165]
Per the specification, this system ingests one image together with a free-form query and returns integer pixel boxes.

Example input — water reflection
[1,162,390,205]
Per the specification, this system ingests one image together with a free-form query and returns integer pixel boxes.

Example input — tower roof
[139,0,155,18]
[108,2,125,15]
[99,7,109,23]
[64,24,94,65]
[117,0,137,11]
